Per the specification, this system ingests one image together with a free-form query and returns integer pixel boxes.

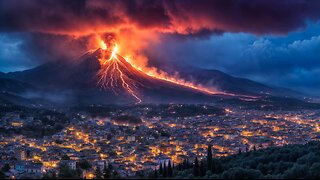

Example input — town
[1,103,319,179]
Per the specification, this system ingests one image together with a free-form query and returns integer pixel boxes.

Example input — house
[14,162,26,173]
[15,149,27,161]
[95,160,107,170]
[127,136,136,142]
[59,160,77,170]
[142,161,158,170]
[25,164,43,174]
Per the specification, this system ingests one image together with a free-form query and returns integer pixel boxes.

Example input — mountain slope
[0,78,37,94]
[0,49,307,104]
[0,49,225,104]
[174,67,304,98]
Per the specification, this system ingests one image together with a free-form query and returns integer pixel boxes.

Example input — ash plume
[1,0,320,65]
[1,0,320,35]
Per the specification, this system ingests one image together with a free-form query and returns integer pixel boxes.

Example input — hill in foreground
[150,141,320,179]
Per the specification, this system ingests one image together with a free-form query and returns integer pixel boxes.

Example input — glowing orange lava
[97,43,142,103]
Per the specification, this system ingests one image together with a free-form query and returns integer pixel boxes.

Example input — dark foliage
[0,103,69,138]
[172,141,320,179]
[112,115,142,125]
[58,164,80,179]
[146,104,225,118]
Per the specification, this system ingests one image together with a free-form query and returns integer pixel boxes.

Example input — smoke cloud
[1,0,320,72]
[1,0,320,35]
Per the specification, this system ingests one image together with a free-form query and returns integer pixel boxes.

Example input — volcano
[90,48,233,104]
[94,45,232,103]
[0,48,235,104]
[0,46,309,105]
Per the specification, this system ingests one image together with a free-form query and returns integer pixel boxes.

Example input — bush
[282,164,308,179]
[307,163,320,179]
[222,167,262,179]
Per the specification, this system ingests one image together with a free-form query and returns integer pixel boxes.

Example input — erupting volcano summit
[93,38,233,103]
[0,35,261,105]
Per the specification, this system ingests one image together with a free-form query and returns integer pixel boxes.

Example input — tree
[308,162,320,179]
[1,163,10,172]
[207,144,213,171]
[163,162,167,178]
[154,168,158,178]
[159,163,163,175]
[107,134,112,140]
[222,167,262,179]
[283,164,308,179]
[200,160,206,177]
[95,167,103,179]
[61,154,70,160]
[108,164,113,170]
[0,171,5,179]
[52,172,57,179]
[108,150,117,157]
[213,159,223,174]
[112,170,121,179]
[211,158,216,173]
[78,159,92,170]
[182,159,188,170]
[137,170,145,177]
[193,157,199,177]
[42,171,57,179]
[168,160,173,177]
[58,164,80,179]
[146,170,155,179]
[103,166,111,179]
[183,158,191,169]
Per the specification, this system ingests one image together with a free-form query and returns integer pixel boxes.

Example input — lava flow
[97,42,142,103]
[96,39,243,103]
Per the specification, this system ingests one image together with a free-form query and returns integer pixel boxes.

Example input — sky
[0,0,320,95]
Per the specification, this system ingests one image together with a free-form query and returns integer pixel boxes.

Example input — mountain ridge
[0,49,308,104]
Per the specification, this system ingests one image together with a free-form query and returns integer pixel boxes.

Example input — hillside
[175,67,305,98]
[166,141,320,179]
[0,49,229,104]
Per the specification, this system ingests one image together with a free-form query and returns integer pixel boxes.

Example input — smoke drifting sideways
[1,0,320,79]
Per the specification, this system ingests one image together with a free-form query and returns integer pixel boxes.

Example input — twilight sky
[0,0,320,95]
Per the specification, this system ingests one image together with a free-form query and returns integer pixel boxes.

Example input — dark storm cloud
[1,0,320,64]
[1,0,320,94]
[146,26,320,95]
[0,32,94,71]
[1,0,320,35]
[19,33,91,62]
[0,34,34,72]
